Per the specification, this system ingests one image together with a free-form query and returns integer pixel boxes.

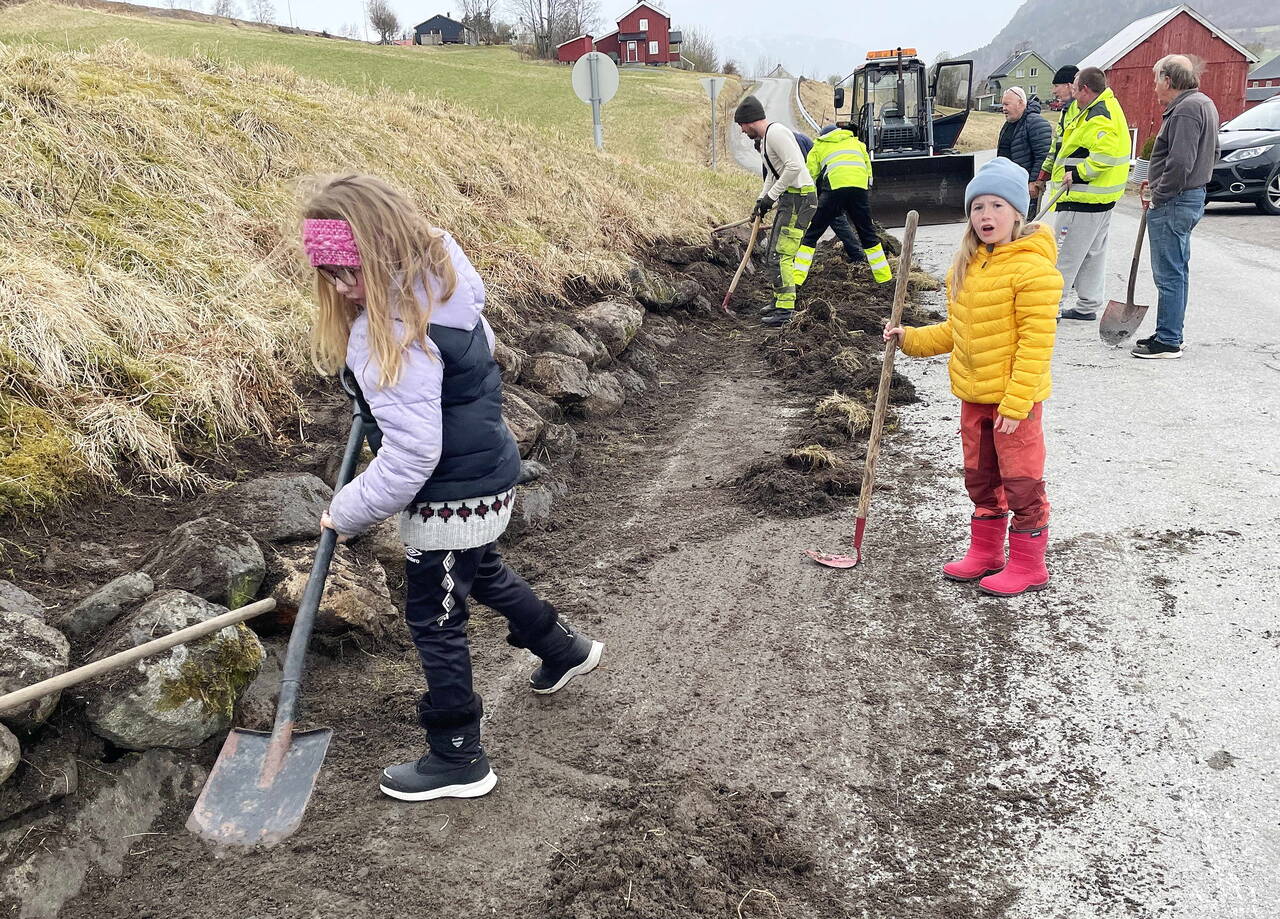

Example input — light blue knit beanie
[964,156,1031,216]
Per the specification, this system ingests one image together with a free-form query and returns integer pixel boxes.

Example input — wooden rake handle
[0,598,277,715]
[722,214,764,311]
[856,210,920,520]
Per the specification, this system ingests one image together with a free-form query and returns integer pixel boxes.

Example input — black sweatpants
[800,185,879,250]
[404,542,556,711]
[829,213,867,262]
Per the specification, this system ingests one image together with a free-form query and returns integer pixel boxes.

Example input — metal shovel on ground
[186,403,365,848]
[805,210,919,569]
[1100,187,1152,346]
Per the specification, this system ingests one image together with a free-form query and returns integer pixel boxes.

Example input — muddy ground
[4,223,1256,918]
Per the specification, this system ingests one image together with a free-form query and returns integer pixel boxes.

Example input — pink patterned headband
[302,218,362,268]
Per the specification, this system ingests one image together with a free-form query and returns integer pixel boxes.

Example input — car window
[1222,101,1280,132]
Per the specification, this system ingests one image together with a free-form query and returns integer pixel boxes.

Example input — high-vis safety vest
[805,128,872,190]
[1051,88,1130,206]
[1040,99,1079,177]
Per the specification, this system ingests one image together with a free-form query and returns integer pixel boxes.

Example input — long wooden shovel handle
[712,217,752,233]
[856,211,920,520]
[0,598,277,715]
[1125,206,1148,304]
[723,214,764,307]
[1033,185,1068,223]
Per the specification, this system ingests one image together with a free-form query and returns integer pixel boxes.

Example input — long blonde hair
[303,174,458,388]
[948,214,1038,295]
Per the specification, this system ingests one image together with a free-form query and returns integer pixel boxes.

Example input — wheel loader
[833,48,975,226]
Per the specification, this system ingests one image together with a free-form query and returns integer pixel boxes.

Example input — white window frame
[639,17,648,29]
[1030,66,1038,77]
[1029,84,1037,97]
[1015,68,1024,77]
[648,40,659,56]
[626,41,637,62]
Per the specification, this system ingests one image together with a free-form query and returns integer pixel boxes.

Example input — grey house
[414,15,479,46]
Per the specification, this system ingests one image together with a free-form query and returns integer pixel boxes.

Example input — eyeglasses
[317,265,357,286]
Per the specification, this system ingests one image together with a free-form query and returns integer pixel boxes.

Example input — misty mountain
[964,0,1277,85]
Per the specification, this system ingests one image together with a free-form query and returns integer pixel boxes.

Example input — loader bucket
[870,153,975,227]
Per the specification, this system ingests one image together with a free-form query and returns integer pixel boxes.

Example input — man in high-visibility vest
[1042,65,1131,321]
[1032,65,1080,205]
[792,124,893,287]
[734,94,818,328]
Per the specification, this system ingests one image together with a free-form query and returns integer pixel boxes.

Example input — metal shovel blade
[1100,299,1149,346]
[805,548,861,569]
[186,725,332,848]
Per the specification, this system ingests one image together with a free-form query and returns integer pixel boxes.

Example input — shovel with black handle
[186,397,365,848]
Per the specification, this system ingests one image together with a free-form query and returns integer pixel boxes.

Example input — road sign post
[571,52,620,151]
[700,76,726,170]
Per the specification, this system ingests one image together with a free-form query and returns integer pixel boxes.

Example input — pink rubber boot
[979,528,1050,596]
[942,515,1008,582]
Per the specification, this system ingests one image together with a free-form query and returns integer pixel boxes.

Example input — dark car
[1207,96,1280,215]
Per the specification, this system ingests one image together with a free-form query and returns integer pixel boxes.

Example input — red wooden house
[1078,4,1257,151]
[557,3,683,66]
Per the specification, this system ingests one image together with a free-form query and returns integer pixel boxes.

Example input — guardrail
[794,77,820,132]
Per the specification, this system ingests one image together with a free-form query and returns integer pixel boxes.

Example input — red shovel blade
[805,518,866,569]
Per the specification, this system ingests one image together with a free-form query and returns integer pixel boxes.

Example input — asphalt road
[896,195,1280,917]
[728,77,797,174]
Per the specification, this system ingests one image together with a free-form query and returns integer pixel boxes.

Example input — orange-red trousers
[960,401,1050,531]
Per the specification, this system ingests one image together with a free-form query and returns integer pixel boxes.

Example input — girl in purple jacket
[303,174,603,803]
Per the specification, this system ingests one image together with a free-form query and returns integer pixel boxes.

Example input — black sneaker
[1131,338,1182,359]
[379,751,497,801]
[760,308,794,327]
[530,636,604,694]
[1058,308,1098,321]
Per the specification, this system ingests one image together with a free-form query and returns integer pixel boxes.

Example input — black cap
[1052,65,1079,85]
[734,95,766,124]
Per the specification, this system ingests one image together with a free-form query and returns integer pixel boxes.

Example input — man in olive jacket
[997,88,1052,215]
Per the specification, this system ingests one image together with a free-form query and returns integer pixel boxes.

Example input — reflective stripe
[1070,182,1128,196]
[786,185,817,194]
[821,151,869,168]
[1089,152,1131,166]
[1060,156,1086,166]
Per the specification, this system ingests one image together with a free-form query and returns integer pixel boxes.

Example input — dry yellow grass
[815,392,871,436]
[0,39,754,517]
[952,110,1006,154]
[788,443,839,470]
[795,77,836,129]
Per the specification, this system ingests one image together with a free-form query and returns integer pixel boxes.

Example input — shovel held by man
[1099,183,1152,346]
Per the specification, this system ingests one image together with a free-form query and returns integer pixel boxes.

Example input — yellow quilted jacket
[902,225,1062,419]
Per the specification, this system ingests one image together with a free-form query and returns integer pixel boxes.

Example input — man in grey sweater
[1133,54,1220,360]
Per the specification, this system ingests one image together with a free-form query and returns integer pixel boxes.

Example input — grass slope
[0,2,754,519]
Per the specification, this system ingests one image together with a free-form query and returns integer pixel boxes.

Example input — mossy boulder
[81,590,264,750]
[0,612,71,731]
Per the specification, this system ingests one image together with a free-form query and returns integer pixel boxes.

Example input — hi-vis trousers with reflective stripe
[793,186,893,285]
[766,189,818,310]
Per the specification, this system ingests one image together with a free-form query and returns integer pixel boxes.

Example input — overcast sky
[156,0,1026,73]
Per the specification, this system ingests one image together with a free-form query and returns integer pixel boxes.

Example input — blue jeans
[1147,187,1205,346]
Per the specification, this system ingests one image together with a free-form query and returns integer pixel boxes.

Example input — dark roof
[1250,54,1280,81]
[1246,86,1280,102]
[414,15,465,31]
[618,32,646,41]
[668,30,683,43]
[988,50,1034,79]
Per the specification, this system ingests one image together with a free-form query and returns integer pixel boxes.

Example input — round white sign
[571,52,620,105]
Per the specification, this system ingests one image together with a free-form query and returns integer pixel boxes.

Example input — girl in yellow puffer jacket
[886,157,1064,596]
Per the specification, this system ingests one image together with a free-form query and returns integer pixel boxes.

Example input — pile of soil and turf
[728,231,943,517]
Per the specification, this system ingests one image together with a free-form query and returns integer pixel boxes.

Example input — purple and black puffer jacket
[327,231,520,535]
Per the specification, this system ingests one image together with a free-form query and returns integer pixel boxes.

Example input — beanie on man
[819,123,839,136]
[734,95,766,124]
[964,156,1031,216]
[1051,64,1079,85]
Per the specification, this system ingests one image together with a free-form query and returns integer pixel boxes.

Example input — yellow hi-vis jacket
[1039,99,1079,177]
[1050,88,1131,206]
[805,128,871,190]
